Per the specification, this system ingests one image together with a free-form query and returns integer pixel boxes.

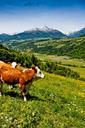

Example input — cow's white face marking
[11,62,17,68]
[35,66,44,78]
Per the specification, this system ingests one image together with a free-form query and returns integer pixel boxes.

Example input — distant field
[2,36,85,59]
[0,72,85,128]
[35,53,85,80]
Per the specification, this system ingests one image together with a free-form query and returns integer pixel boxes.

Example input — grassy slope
[33,37,85,59]
[0,72,85,128]
[3,36,85,59]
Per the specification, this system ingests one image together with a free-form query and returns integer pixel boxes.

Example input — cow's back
[1,69,22,85]
[0,61,11,70]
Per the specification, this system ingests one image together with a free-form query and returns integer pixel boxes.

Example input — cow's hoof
[24,96,27,101]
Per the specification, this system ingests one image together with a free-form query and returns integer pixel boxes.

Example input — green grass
[0,72,85,128]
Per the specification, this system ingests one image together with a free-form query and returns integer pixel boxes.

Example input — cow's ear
[31,65,35,69]
[31,65,37,73]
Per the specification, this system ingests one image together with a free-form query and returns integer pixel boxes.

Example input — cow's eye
[39,71,41,74]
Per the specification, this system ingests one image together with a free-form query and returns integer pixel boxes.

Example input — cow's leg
[0,80,3,96]
[22,92,27,101]
[22,87,27,101]
[19,84,27,101]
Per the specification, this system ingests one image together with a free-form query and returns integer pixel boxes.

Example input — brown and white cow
[0,66,44,101]
[0,61,17,69]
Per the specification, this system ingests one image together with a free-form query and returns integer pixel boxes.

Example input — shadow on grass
[5,91,45,101]
[27,94,56,103]
[4,91,55,103]
[27,94,45,102]
[5,91,21,99]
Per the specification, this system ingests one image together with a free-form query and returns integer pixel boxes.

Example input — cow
[0,66,44,101]
[0,61,17,69]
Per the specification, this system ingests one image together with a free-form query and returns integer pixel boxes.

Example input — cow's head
[32,66,45,78]
[11,62,17,68]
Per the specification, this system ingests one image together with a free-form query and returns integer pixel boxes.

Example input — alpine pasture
[0,37,85,128]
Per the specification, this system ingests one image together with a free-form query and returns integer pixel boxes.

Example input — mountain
[0,33,11,41]
[69,27,85,37]
[0,27,67,41]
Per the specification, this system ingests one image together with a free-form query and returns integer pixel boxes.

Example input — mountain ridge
[0,27,85,41]
[69,27,85,37]
[0,27,67,41]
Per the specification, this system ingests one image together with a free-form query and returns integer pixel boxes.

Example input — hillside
[2,36,85,60]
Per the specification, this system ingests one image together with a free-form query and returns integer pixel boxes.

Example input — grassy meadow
[0,37,85,127]
[0,72,85,128]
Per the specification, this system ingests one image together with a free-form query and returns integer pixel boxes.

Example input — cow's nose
[42,74,45,78]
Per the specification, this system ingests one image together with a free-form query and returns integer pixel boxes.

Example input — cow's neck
[23,68,36,81]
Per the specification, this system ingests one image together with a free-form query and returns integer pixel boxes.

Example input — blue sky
[0,0,85,34]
